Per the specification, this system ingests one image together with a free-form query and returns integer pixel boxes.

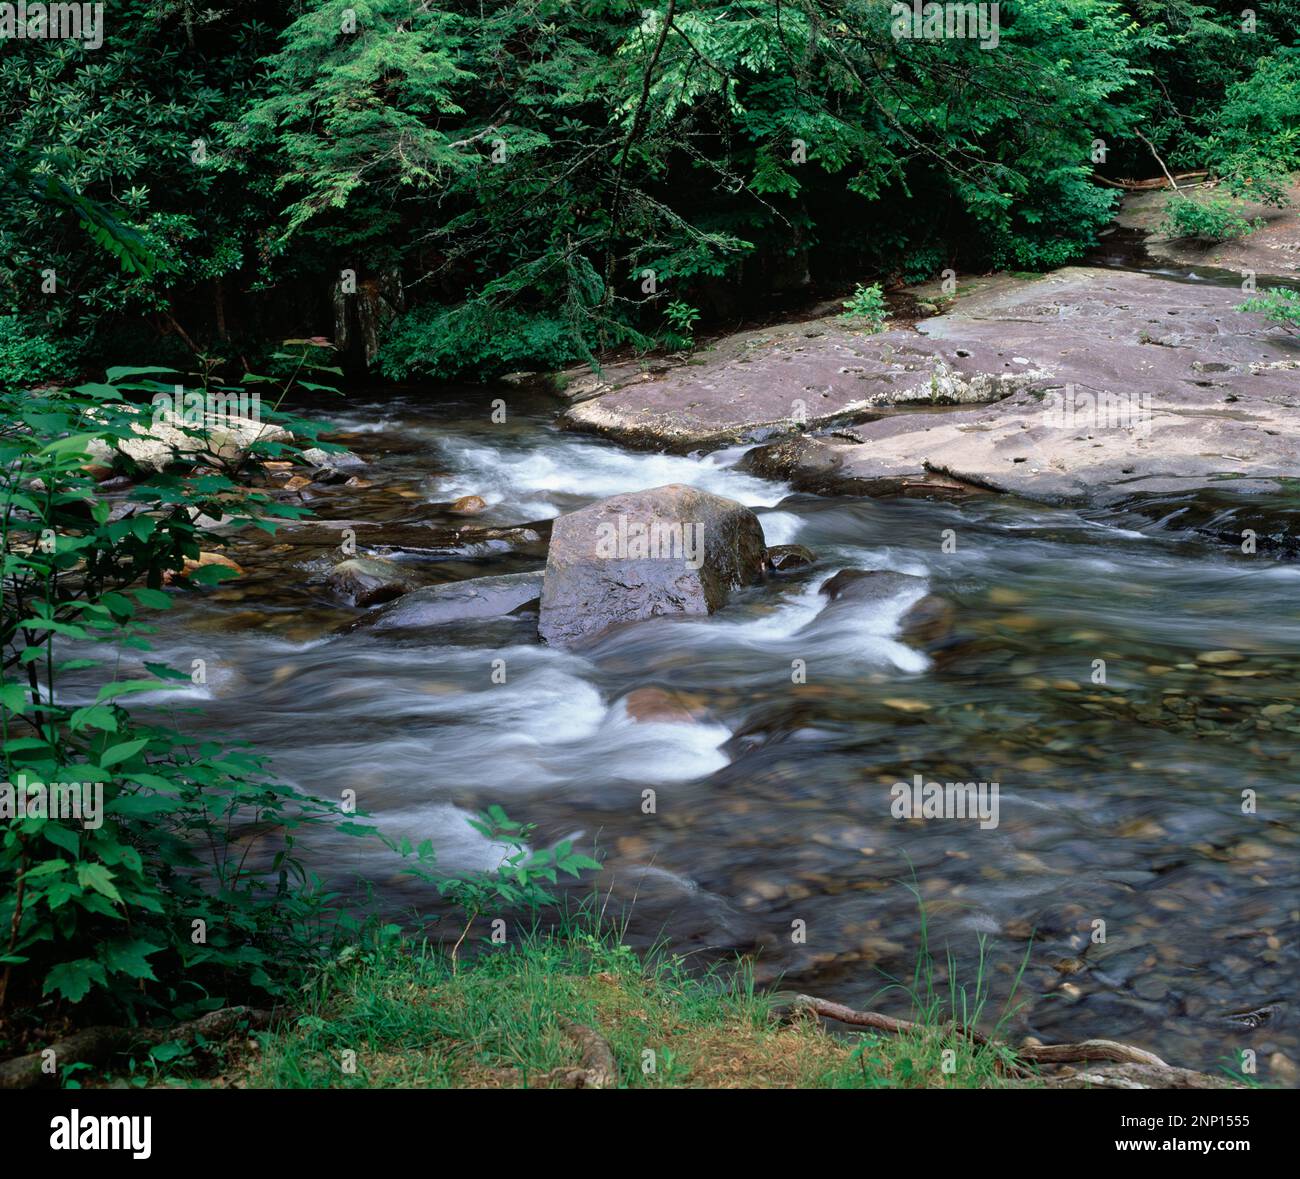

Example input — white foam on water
[321,660,734,789]
[434,434,789,518]
[717,577,831,643]
[607,863,702,896]
[385,802,521,874]
[603,698,732,782]
[321,413,402,434]
[757,510,802,545]
[412,667,608,748]
[822,582,932,674]
[690,568,932,674]
[1077,518,1149,540]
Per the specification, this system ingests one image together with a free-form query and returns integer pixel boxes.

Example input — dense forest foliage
[2,1,1298,380]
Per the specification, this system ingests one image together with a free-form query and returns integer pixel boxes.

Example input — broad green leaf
[106,366,178,383]
[69,705,119,733]
[44,959,107,1003]
[102,938,163,980]
[76,862,122,904]
[96,679,174,703]
[100,737,150,767]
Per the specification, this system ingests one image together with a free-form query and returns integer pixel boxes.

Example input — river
[105,358,1297,1081]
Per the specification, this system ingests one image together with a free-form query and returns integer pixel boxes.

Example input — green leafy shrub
[840,283,889,333]
[378,304,592,381]
[1160,192,1258,241]
[0,350,365,1022]
[664,301,701,346]
[1204,49,1300,202]
[1238,286,1300,333]
[0,7,275,374]
[0,316,79,390]
[387,805,600,969]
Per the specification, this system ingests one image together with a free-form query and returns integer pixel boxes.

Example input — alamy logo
[151,386,262,431]
[0,3,104,48]
[891,2,1000,49]
[50,1110,151,1159]
[891,773,1000,829]
[594,515,704,570]
[0,774,103,829]
[1042,384,1152,435]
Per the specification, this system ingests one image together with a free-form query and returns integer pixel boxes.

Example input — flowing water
[117,379,1300,1079]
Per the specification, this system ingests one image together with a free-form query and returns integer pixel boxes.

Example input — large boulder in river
[538,484,768,648]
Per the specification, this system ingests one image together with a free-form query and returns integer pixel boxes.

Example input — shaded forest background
[3,0,1298,384]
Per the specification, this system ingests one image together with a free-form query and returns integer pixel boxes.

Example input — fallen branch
[1132,132,1182,192]
[787,994,1168,1070]
[1093,171,1208,191]
[1019,1039,1167,1067]
[0,1006,273,1090]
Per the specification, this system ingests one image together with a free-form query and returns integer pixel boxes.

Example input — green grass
[236,907,1039,1089]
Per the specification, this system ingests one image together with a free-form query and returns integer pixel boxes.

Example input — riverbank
[558,264,1300,507]
[1115,178,1300,276]
[241,923,1022,1090]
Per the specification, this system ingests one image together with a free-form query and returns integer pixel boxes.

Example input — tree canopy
[2,1,1296,383]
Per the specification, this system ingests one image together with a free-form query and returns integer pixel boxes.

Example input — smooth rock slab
[538,484,768,648]
[561,318,1020,450]
[736,267,1300,505]
[347,572,543,632]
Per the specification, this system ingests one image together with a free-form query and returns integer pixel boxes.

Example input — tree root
[536,1018,618,1089]
[1039,1063,1236,1090]
[784,993,1221,1084]
[787,993,998,1047]
[0,1006,274,1090]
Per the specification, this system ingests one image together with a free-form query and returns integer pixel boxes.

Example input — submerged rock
[284,519,550,562]
[767,543,816,572]
[622,686,707,724]
[812,569,946,646]
[819,568,927,605]
[310,466,353,486]
[898,594,957,646]
[327,557,417,608]
[538,484,768,648]
[346,571,543,632]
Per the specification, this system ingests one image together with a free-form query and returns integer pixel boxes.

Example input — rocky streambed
[108,228,1300,1085]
